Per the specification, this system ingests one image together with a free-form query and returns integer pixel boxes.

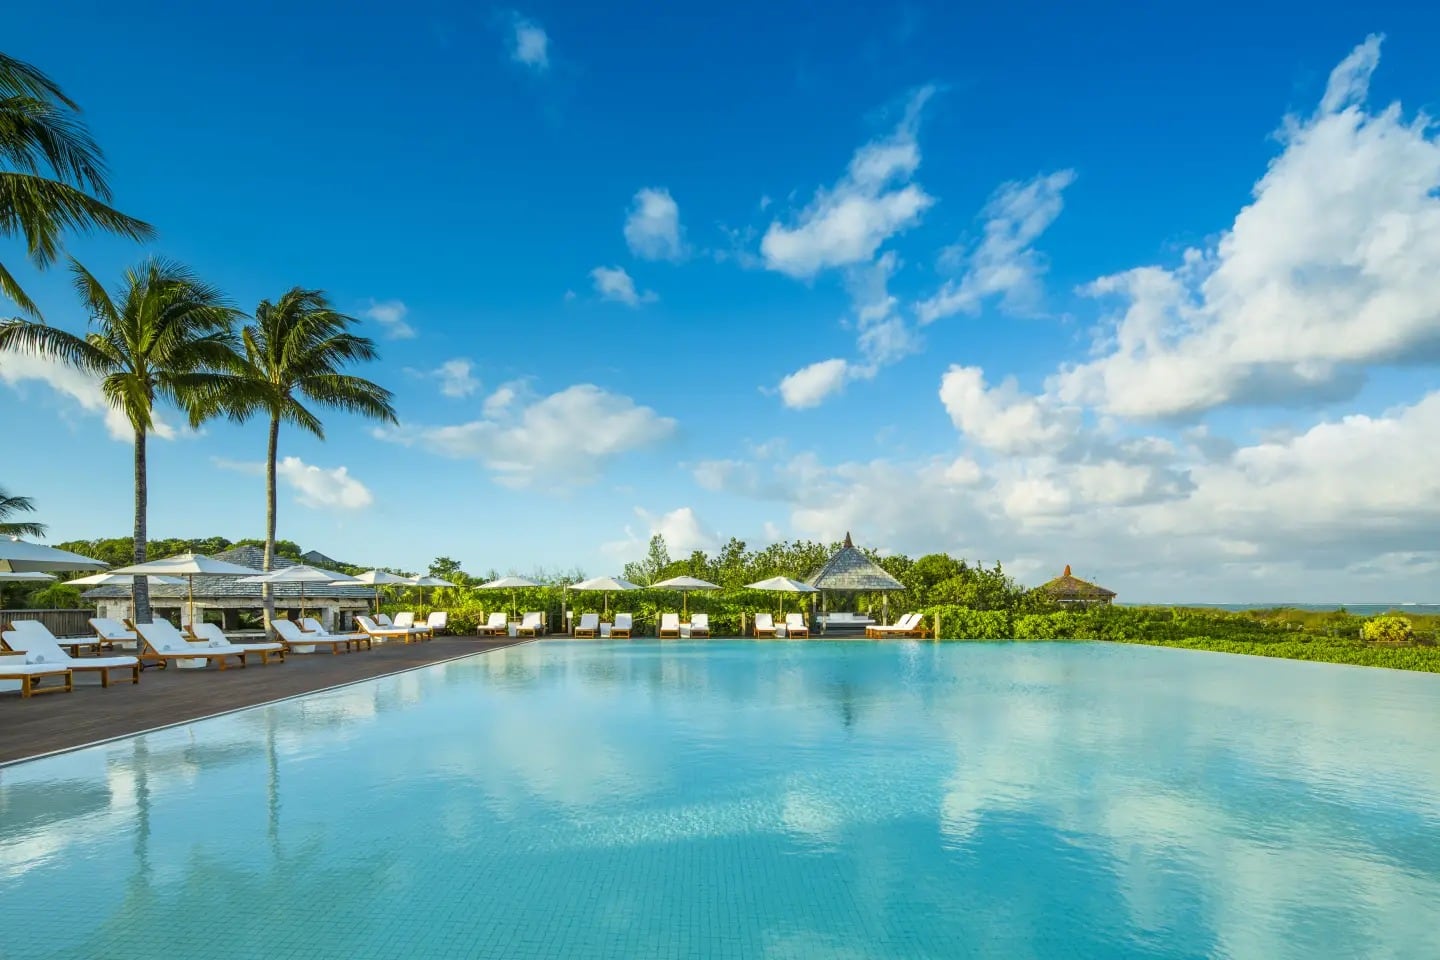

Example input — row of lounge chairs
[0,611,447,698]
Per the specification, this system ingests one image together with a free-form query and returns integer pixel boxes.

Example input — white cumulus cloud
[432,358,479,398]
[0,352,178,441]
[375,383,677,488]
[508,13,549,71]
[760,87,935,278]
[215,456,373,511]
[590,266,658,307]
[624,188,686,261]
[777,358,865,410]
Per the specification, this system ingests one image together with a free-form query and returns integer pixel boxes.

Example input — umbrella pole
[188,574,195,628]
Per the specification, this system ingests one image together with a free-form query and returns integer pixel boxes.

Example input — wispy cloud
[590,266,658,307]
[363,299,417,339]
[508,12,550,71]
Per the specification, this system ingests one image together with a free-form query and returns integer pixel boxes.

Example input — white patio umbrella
[0,537,108,573]
[569,575,642,617]
[66,573,187,587]
[112,553,261,625]
[347,569,413,614]
[477,575,542,618]
[405,574,456,611]
[239,565,361,621]
[652,575,720,617]
[745,575,819,616]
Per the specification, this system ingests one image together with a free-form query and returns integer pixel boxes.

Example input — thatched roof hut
[807,533,904,592]
[1036,565,1116,606]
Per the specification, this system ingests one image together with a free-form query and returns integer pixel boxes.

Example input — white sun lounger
[4,620,138,688]
[300,618,371,650]
[753,613,776,638]
[866,613,927,638]
[136,619,248,670]
[784,613,810,638]
[90,617,139,652]
[659,613,681,638]
[573,612,599,638]
[612,613,633,638]
[426,611,448,635]
[690,613,710,638]
[476,612,507,636]
[356,615,427,644]
[190,622,286,665]
[273,618,355,653]
[0,650,72,697]
[515,612,543,637]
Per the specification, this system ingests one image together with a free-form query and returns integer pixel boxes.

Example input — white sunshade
[406,575,456,588]
[0,537,109,573]
[239,564,359,585]
[0,571,56,583]
[478,575,542,590]
[651,575,721,591]
[570,576,643,592]
[67,573,186,587]
[746,576,819,593]
[348,569,413,586]
[111,553,260,577]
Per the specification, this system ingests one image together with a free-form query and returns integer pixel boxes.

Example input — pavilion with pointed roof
[807,533,905,592]
[1036,565,1116,607]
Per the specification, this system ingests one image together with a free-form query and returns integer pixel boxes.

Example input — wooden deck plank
[0,637,530,766]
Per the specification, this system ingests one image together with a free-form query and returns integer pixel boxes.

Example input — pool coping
[0,637,539,770]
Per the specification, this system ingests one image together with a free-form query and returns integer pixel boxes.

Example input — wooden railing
[0,608,94,638]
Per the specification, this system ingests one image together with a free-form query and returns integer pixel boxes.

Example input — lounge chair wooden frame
[753,613,777,638]
[299,619,372,651]
[612,614,633,639]
[475,612,507,636]
[573,613,599,638]
[274,619,356,653]
[784,614,811,638]
[515,612,544,637]
[690,614,710,638]
[0,653,73,697]
[658,613,681,639]
[130,620,249,670]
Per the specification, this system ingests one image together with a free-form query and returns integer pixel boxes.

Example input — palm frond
[0,53,80,110]
[299,373,398,424]
[0,94,109,195]
[67,257,120,324]
[0,318,113,374]
[0,257,41,317]
[0,172,154,267]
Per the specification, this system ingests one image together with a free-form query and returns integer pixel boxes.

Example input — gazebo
[807,533,906,633]
[1036,565,1116,607]
[81,546,373,630]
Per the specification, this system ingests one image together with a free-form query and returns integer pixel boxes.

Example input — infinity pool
[2,641,1438,958]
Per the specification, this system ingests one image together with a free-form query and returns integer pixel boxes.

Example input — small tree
[1361,615,1414,644]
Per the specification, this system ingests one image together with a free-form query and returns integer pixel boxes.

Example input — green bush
[1361,615,1414,644]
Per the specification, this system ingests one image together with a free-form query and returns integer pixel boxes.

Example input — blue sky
[5,1,1440,602]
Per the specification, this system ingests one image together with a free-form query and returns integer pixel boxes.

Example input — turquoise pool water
[2,640,1439,959]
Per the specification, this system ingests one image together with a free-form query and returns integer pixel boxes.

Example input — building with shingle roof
[1036,565,1116,607]
[807,533,905,592]
[81,546,373,629]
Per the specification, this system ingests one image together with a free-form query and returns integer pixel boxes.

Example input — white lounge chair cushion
[0,661,70,675]
[4,622,138,668]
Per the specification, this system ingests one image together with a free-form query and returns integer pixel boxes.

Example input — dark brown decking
[0,637,530,766]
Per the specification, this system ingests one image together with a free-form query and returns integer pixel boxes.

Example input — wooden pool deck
[0,636,530,766]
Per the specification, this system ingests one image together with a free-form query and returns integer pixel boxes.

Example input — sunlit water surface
[2,641,1438,959]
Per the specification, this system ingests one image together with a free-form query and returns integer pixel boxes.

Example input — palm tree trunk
[262,414,279,627]
[132,428,151,624]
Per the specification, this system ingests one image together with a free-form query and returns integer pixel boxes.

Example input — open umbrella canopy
[569,575,641,617]
[67,573,186,587]
[112,553,261,577]
[478,575,542,618]
[478,575,543,590]
[652,575,720,616]
[239,565,359,585]
[406,575,455,588]
[348,570,413,586]
[745,576,819,593]
[0,572,56,582]
[571,576,643,592]
[0,538,108,573]
[112,553,262,624]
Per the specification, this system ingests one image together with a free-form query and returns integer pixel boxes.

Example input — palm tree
[219,288,395,622]
[0,259,243,621]
[1,51,153,317]
[0,486,44,537]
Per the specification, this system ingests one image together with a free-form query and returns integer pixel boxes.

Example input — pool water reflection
[2,641,1438,958]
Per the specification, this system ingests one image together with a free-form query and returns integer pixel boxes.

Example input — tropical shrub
[1361,616,1414,644]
